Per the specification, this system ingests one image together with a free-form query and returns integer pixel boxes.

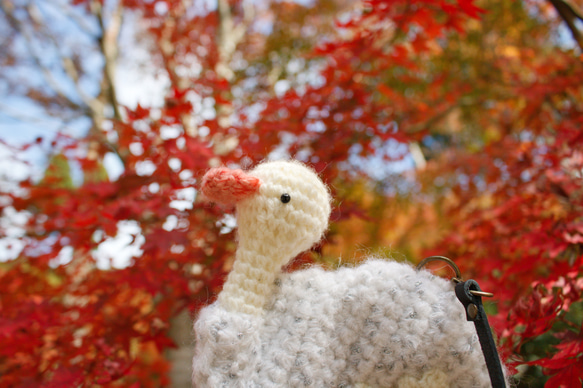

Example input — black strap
[455,280,506,388]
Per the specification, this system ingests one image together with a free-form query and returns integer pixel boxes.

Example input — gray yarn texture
[193,259,498,388]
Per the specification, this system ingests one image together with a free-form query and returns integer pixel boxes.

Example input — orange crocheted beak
[201,167,261,205]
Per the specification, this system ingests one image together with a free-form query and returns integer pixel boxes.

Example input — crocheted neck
[218,238,290,316]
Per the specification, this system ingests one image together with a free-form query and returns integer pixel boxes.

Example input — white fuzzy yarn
[193,160,505,387]
[194,260,494,387]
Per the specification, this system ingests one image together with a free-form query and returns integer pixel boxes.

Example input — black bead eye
[280,193,291,204]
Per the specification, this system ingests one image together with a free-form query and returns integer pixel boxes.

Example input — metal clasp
[416,256,493,298]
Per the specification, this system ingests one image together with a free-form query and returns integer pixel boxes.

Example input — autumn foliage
[1,0,582,386]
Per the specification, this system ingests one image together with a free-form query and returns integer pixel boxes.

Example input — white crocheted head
[201,160,331,315]
[202,160,331,263]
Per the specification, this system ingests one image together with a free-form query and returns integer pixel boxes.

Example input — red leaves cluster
[506,275,583,387]
[0,261,158,386]
[1,116,230,385]
[422,49,583,387]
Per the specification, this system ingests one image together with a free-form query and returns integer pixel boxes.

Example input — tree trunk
[166,310,195,387]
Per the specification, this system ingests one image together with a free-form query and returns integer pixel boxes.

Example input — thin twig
[0,1,84,111]
[25,2,103,115]
[43,0,99,37]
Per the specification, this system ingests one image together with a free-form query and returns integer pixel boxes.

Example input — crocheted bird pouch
[193,160,508,388]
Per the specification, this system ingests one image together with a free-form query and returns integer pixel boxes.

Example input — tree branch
[25,2,105,117]
[92,0,123,121]
[0,1,85,112]
[45,0,99,37]
[548,0,583,51]
[216,0,254,81]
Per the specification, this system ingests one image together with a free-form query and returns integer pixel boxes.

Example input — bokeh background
[1,0,582,386]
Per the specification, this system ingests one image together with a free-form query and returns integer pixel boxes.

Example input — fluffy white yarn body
[194,160,502,387]
[193,260,491,387]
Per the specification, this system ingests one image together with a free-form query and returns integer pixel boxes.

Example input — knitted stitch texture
[205,161,331,316]
[193,260,494,387]
[193,160,505,387]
